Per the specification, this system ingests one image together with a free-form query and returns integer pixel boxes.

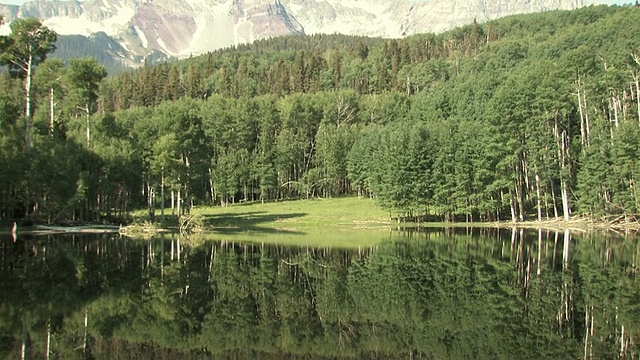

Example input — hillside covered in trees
[1,4,640,224]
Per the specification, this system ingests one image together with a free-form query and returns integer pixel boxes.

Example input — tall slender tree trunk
[21,311,27,360]
[24,54,33,150]
[208,168,215,203]
[584,90,591,143]
[177,188,181,216]
[147,181,153,219]
[514,168,525,222]
[46,316,51,360]
[509,189,517,223]
[555,118,571,222]
[49,87,55,135]
[537,229,542,275]
[535,173,542,222]
[160,170,165,220]
[635,74,640,125]
[171,190,175,216]
[85,103,91,147]
[177,236,181,261]
[551,183,559,219]
[578,77,586,147]
[563,229,570,270]
[561,179,571,222]
[560,130,571,222]
[83,306,88,356]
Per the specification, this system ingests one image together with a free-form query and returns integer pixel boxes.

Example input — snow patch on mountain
[42,3,134,36]
[134,25,147,48]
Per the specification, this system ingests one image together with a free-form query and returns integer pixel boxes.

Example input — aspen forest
[1,229,639,359]
[1,5,640,223]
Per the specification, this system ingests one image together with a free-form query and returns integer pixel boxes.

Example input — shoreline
[3,219,638,237]
[1,199,639,237]
[489,217,640,234]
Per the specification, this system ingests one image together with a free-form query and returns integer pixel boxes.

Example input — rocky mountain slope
[0,0,615,65]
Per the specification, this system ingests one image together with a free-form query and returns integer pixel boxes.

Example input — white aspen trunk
[21,311,27,360]
[177,188,181,216]
[49,87,55,135]
[552,231,559,269]
[160,236,165,281]
[551,184,559,219]
[561,179,571,222]
[208,244,215,283]
[560,130,571,221]
[46,317,51,360]
[509,189,517,223]
[146,182,152,217]
[170,235,175,261]
[160,169,165,220]
[177,236,181,261]
[171,190,175,216]
[584,90,591,142]
[563,229,570,270]
[535,173,542,221]
[577,77,586,147]
[510,227,517,262]
[25,53,33,150]
[621,324,625,357]
[522,157,530,191]
[584,306,590,360]
[208,168,215,203]
[184,155,190,213]
[83,306,88,354]
[537,229,542,276]
[514,180,525,222]
[85,103,91,147]
[589,307,595,358]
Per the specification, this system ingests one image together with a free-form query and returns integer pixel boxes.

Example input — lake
[1,227,638,359]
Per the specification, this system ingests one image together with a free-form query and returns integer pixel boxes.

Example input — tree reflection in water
[0,228,638,359]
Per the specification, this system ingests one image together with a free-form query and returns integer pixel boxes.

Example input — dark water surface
[1,228,638,359]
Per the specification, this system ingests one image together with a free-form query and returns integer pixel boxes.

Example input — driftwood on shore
[118,221,162,238]
[4,224,121,236]
[493,215,640,234]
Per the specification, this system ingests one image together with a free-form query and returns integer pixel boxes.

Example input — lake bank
[3,197,639,236]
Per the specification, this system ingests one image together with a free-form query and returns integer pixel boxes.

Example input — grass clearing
[191,196,391,233]
[142,197,395,248]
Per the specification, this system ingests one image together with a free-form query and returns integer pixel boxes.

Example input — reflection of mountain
[0,229,638,358]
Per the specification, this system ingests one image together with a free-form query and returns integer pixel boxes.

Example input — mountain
[0,0,619,67]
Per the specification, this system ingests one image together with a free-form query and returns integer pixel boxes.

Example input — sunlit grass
[193,196,391,231]
[138,197,395,248]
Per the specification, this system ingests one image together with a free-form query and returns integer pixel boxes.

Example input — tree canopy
[1,5,640,223]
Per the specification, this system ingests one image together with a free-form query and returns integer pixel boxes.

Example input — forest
[1,4,640,223]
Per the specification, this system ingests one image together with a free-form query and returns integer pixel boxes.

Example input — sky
[0,0,630,6]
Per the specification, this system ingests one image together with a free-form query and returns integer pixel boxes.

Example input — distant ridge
[0,0,620,68]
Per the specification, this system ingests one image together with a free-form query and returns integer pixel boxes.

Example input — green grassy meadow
[153,197,397,248]
[195,197,389,231]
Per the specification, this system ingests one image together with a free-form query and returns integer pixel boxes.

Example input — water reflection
[0,228,638,359]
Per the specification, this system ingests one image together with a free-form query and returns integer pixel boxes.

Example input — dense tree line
[1,5,640,223]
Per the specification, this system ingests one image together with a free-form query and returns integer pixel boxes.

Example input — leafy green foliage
[2,6,640,222]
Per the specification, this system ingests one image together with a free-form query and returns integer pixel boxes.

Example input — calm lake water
[0,228,638,359]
